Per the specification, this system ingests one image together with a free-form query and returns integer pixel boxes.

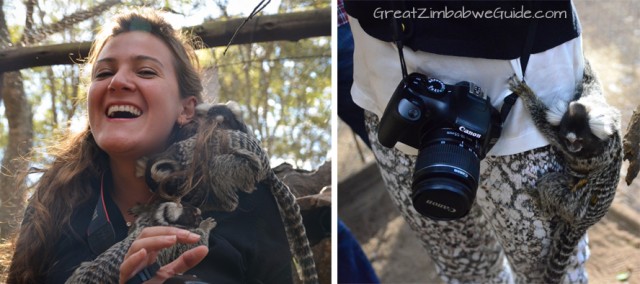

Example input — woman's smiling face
[88,31,191,159]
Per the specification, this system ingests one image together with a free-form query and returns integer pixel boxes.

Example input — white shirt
[349,16,584,156]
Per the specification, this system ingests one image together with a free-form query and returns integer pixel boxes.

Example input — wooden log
[0,8,330,73]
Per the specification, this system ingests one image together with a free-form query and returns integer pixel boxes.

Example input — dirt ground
[338,1,640,283]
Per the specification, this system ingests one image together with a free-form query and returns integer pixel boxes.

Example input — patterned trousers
[364,111,589,284]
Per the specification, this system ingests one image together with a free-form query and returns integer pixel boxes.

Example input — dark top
[44,176,293,284]
[344,0,580,60]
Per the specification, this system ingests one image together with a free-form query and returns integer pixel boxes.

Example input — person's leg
[477,147,590,284]
[364,111,514,284]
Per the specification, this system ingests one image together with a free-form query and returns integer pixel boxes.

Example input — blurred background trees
[0,0,330,241]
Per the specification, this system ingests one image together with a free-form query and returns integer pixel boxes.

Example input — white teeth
[107,105,142,117]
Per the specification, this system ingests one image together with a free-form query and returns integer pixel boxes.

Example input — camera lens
[411,128,480,220]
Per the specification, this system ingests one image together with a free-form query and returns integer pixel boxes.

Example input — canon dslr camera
[378,73,502,220]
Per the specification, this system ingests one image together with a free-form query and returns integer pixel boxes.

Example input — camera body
[378,73,502,220]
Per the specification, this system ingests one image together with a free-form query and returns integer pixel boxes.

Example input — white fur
[195,101,243,123]
[587,106,616,140]
[196,103,213,115]
[135,157,148,178]
[155,202,183,224]
[546,100,569,126]
[150,159,179,180]
[225,101,244,123]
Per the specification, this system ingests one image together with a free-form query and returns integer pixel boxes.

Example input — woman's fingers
[119,226,204,284]
[136,227,201,243]
[120,246,209,284]
[119,248,149,283]
[125,235,177,260]
[125,227,201,260]
[154,246,209,279]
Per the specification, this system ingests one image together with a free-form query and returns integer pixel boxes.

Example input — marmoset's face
[88,31,192,160]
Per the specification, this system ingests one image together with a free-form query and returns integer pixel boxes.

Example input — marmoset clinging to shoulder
[136,101,319,284]
[65,201,216,284]
[137,101,256,209]
[508,61,622,284]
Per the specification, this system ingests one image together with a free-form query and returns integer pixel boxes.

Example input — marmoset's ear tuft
[587,105,618,140]
[546,100,569,126]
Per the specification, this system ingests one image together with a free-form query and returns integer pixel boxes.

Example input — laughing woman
[8,10,294,284]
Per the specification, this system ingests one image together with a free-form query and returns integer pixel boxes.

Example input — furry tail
[228,130,319,284]
[268,173,319,284]
[543,224,585,284]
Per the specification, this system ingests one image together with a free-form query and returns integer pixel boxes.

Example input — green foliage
[185,0,331,169]
[279,0,330,12]
[211,36,330,169]
[18,64,83,155]
[8,25,21,44]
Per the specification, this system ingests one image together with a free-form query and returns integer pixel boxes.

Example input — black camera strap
[392,1,409,80]
[500,1,539,123]
[391,1,539,124]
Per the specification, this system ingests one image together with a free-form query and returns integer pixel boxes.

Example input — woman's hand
[119,226,209,284]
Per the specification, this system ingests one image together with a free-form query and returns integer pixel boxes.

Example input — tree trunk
[623,105,640,185]
[0,71,33,239]
[0,73,4,106]
[0,0,6,106]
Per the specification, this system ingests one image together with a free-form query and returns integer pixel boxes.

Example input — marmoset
[136,101,318,284]
[65,201,216,284]
[137,101,255,208]
[508,62,622,283]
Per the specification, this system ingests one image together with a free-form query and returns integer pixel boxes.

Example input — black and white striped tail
[544,224,585,283]
[229,131,319,284]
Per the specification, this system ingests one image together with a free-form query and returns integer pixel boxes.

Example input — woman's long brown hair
[7,10,204,283]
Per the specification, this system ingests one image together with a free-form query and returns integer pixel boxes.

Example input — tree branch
[213,54,330,68]
[28,0,121,44]
[0,8,330,73]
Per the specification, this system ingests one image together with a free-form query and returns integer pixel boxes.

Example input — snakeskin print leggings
[364,111,589,284]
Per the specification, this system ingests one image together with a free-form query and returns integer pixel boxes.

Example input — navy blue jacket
[44,176,292,284]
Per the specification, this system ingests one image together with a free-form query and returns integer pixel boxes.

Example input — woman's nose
[108,70,136,92]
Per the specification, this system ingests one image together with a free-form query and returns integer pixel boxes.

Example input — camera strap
[392,1,409,80]
[500,1,539,123]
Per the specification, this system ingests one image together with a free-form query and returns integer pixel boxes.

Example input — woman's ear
[178,96,198,125]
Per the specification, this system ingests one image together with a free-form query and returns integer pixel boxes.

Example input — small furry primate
[137,101,254,207]
[65,201,216,284]
[508,62,622,283]
[137,101,319,284]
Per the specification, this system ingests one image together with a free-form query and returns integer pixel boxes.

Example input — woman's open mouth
[106,105,142,119]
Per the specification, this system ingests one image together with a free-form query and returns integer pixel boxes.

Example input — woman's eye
[94,71,113,79]
[138,69,157,77]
